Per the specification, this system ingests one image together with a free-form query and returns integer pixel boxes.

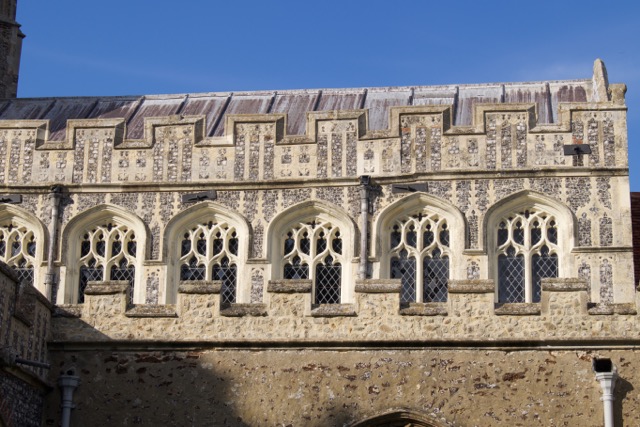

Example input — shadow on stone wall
[615,377,634,427]
[45,347,252,426]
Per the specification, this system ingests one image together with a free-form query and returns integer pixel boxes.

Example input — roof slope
[0,79,592,141]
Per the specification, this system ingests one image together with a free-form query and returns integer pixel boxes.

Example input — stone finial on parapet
[592,58,610,102]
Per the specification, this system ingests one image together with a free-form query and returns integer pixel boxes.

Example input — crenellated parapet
[0,63,629,187]
[50,276,639,345]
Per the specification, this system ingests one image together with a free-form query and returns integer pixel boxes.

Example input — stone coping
[53,305,82,318]
[542,278,589,292]
[494,303,541,316]
[311,304,357,317]
[125,305,178,318]
[267,280,312,293]
[355,279,402,293]
[220,304,268,317]
[587,303,638,316]
[178,281,222,294]
[84,281,130,295]
[400,302,448,316]
[448,280,494,294]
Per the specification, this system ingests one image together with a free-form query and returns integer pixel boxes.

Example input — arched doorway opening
[350,410,451,427]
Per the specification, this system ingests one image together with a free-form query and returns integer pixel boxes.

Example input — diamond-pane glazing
[496,209,559,303]
[498,252,525,303]
[213,262,237,304]
[283,220,344,304]
[78,222,137,303]
[284,256,309,279]
[424,255,448,302]
[111,262,135,304]
[391,254,416,303]
[78,266,103,303]
[315,261,341,304]
[388,211,450,303]
[532,249,558,303]
[14,266,34,286]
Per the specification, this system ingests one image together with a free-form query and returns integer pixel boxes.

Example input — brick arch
[350,410,451,427]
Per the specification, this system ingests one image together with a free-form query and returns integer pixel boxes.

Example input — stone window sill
[587,303,637,315]
[267,280,312,293]
[310,304,357,317]
[494,303,541,316]
[125,305,178,318]
[399,302,447,316]
[53,304,82,318]
[220,303,268,317]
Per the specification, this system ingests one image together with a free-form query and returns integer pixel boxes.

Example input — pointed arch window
[389,211,450,303]
[78,222,137,303]
[282,220,344,304]
[0,222,37,285]
[179,220,238,304]
[496,209,558,303]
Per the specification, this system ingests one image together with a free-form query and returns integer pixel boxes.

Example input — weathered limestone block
[83,281,129,318]
[220,304,267,317]
[355,279,401,318]
[448,279,494,317]
[541,278,589,317]
[177,281,221,318]
[267,280,312,317]
[310,304,357,317]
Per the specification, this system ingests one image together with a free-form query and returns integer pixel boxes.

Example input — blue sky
[15,0,640,189]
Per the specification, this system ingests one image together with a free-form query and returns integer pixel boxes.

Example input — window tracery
[0,222,36,286]
[388,211,450,303]
[78,222,137,303]
[179,220,238,304]
[282,220,343,304]
[496,208,558,303]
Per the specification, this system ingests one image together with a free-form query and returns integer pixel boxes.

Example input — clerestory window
[78,222,137,303]
[282,220,343,304]
[179,220,238,304]
[496,209,558,303]
[0,222,36,286]
[388,211,450,303]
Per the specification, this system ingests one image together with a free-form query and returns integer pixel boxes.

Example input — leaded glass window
[389,212,450,303]
[496,209,558,303]
[0,222,36,286]
[180,220,238,304]
[282,220,343,304]
[78,222,137,303]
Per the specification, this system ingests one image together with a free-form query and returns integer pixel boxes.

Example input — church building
[0,1,638,425]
